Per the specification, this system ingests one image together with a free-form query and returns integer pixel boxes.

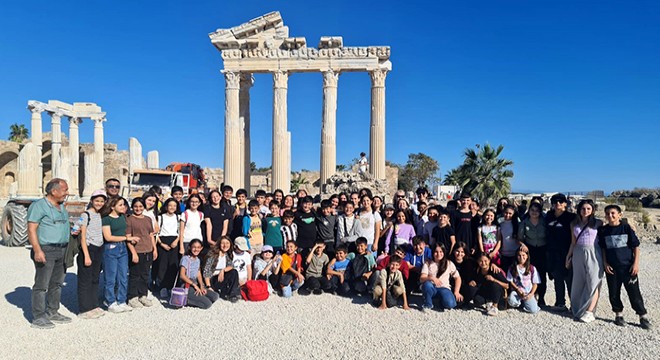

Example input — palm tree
[444,144,514,207]
[290,174,309,192]
[8,123,29,143]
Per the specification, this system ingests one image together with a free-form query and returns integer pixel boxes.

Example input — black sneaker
[229,295,241,303]
[614,316,626,327]
[312,289,323,295]
[298,288,311,296]
[47,312,72,324]
[640,317,653,330]
[31,318,55,330]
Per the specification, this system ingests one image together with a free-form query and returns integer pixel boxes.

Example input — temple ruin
[209,11,392,192]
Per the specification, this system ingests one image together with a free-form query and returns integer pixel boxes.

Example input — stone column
[68,117,81,197]
[29,105,44,193]
[240,73,254,191]
[147,151,159,169]
[369,69,388,179]
[272,71,289,192]
[83,117,105,197]
[17,143,41,197]
[320,70,339,189]
[129,137,143,171]
[223,71,241,188]
[286,131,292,193]
[50,112,63,179]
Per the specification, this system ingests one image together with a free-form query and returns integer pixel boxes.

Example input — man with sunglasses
[546,193,577,312]
[27,178,72,329]
[105,178,121,199]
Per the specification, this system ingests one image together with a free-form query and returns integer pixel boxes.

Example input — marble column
[129,137,143,171]
[68,117,81,197]
[240,73,254,191]
[272,71,289,192]
[50,112,63,179]
[83,117,105,197]
[147,151,159,169]
[369,69,387,180]
[17,143,41,197]
[29,106,44,193]
[320,70,339,189]
[223,71,241,188]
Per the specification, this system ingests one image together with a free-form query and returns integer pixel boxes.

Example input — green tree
[290,174,309,192]
[397,153,440,191]
[250,161,257,172]
[8,123,29,143]
[444,143,514,207]
[336,164,347,172]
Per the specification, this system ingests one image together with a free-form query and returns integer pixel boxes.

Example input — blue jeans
[422,281,456,309]
[103,242,128,304]
[508,292,540,314]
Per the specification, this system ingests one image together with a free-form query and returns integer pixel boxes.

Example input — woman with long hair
[420,244,463,311]
[565,199,604,323]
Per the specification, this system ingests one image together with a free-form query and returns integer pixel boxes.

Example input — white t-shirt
[158,213,180,237]
[358,210,382,244]
[232,251,252,283]
[359,157,368,173]
[213,254,228,275]
[181,209,203,243]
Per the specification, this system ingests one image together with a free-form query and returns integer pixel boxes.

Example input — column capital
[50,111,63,122]
[240,73,254,90]
[273,71,289,89]
[223,71,241,89]
[369,69,388,88]
[68,117,82,126]
[91,117,106,127]
[28,104,46,114]
[322,70,339,88]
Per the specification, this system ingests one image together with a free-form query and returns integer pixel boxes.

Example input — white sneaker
[580,311,596,323]
[108,302,124,313]
[118,303,133,312]
[128,297,143,308]
[487,304,499,317]
[160,288,169,299]
[139,296,153,307]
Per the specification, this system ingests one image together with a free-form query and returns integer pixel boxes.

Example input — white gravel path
[1,243,658,360]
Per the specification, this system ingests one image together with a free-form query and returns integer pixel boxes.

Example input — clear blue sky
[1,1,659,193]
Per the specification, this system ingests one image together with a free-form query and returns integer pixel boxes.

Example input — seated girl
[420,244,463,311]
[179,239,219,309]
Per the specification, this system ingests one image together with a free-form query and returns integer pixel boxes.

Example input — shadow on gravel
[5,286,32,321]
[61,272,78,314]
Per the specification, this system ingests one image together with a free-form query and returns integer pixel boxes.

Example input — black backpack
[348,254,370,280]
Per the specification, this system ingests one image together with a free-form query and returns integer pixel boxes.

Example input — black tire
[1,202,28,247]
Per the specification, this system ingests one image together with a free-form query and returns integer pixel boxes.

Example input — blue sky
[1,1,658,193]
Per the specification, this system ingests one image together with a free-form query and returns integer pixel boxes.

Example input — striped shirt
[280,223,298,243]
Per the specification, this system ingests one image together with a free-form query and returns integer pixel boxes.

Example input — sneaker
[487,305,499,317]
[298,288,311,296]
[108,302,124,313]
[31,317,55,329]
[160,288,169,299]
[128,297,143,309]
[92,307,106,317]
[139,296,153,307]
[78,310,102,320]
[579,311,596,323]
[118,303,133,312]
[640,317,653,330]
[421,305,433,313]
[229,295,240,303]
[614,316,626,327]
[551,304,569,312]
[47,312,72,324]
[313,289,323,295]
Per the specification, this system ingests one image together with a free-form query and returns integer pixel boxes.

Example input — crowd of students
[73,180,652,330]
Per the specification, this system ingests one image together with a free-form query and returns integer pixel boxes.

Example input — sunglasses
[106,185,120,189]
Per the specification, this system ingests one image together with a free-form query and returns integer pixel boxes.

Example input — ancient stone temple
[209,11,392,192]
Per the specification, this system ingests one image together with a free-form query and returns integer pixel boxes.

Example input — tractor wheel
[1,202,29,247]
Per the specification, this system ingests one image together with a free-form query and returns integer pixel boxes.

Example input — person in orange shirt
[279,240,304,298]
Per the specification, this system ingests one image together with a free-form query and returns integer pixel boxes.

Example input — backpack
[183,210,203,223]
[348,254,370,280]
[158,214,181,235]
[240,280,269,301]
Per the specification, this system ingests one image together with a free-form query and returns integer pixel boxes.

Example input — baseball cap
[234,237,249,251]
[551,193,568,204]
[261,245,274,253]
[90,189,107,199]
[384,203,395,210]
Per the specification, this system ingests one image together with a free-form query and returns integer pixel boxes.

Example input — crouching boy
[279,240,304,298]
[299,241,331,295]
[346,237,377,295]
[373,255,410,310]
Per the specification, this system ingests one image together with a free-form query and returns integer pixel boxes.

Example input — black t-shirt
[451,210,475,250]
[204,204,226,242]
[295,210,317,249]
[454,258,477,285]
[432,225,455,251]
[474,268,507,287]
[598,223,640,268]
[546,210,576,253]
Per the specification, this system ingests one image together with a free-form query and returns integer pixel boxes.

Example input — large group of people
[26,178,652,331]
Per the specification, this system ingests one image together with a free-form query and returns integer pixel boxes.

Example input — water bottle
[71,216,84,234]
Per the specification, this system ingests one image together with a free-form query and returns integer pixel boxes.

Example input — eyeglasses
[106,185,120,189]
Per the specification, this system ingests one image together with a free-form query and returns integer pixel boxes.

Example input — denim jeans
[422,281,456,309]
[508,292,540,314]
[31,245,67,320]
[103,242,128,304]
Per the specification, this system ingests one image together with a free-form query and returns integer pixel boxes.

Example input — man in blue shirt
[27,178,72,329]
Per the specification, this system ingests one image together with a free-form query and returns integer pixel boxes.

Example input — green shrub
[621,198,643,211]
[641,210,651,225]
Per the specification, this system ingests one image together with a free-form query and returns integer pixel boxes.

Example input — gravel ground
[1,243,658,360]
